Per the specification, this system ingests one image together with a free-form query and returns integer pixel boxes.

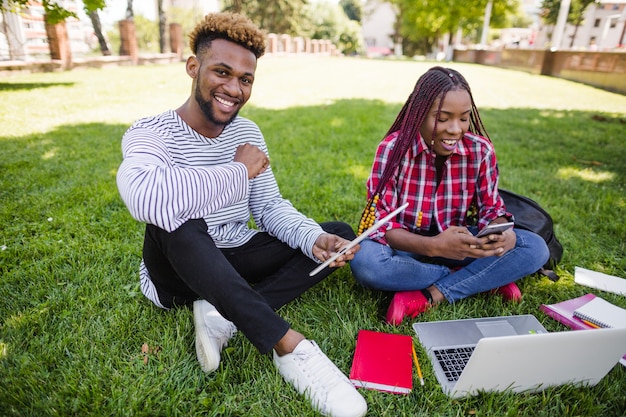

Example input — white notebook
[574,267,626,296]
[573,297,626,329]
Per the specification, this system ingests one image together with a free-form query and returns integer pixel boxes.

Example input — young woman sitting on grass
[350,66,549,325]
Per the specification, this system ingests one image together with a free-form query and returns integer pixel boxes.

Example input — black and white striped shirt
[117,109,324,260]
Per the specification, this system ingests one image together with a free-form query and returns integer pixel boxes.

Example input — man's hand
[234,143,269,179]
[313,233,359,268]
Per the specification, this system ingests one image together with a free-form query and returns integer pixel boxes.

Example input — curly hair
[188,12,266,58]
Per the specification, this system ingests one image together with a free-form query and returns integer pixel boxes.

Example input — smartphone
[475,222,514,238]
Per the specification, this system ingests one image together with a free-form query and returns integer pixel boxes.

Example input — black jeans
[142,219,356,354]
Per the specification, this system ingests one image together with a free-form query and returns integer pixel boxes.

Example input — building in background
[534,0,626,50]
[361,0,397,57]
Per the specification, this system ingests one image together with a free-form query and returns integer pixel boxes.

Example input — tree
[222,0,309,35]
[303,2,364,54]
[1,0,74,24]
[390,0,518,56]
[133,14,159,52]
[126,0,133,19]
[84,0,110,55]
[157,0,166,53]
[339,0,362,22]
[540,0,597,47]
[568,0,596,47]
[87,9,111,55]
[222,0,363,54]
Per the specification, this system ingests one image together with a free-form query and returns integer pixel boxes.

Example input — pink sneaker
[385,290,430,325]
[492,282,522,302]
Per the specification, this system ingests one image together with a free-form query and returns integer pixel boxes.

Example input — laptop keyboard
[433,345,476,382]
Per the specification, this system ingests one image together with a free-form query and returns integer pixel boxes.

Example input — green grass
[1,57,626,417]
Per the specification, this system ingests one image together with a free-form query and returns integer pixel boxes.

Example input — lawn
[1,56,625,417]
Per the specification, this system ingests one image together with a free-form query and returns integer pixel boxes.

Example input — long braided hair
[358,66,490,234]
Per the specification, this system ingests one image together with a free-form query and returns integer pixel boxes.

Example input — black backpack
[499,189,563,281]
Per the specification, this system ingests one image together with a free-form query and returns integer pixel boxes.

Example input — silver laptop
[412,315,626,398]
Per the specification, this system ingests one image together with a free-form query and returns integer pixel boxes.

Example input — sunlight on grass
[557,167,615,183]
[42,148,58,160]
[346,164,370,181]
[329,117,345,127]
[0,342,7,359]
[252,57,626,113]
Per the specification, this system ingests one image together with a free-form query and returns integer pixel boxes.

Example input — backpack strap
[539,268,560,282]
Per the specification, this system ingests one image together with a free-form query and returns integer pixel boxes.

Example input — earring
[431,140,434,146]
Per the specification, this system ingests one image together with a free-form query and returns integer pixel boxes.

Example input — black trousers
[142,219,356,354]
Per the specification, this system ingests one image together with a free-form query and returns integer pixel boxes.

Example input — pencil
[411,342,424,386]
[580,319,601,329]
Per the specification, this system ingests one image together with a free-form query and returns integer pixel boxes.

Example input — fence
[453,48,626,95]
[0,19,339,76]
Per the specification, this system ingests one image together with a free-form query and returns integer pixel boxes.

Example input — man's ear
[186,55,199,78]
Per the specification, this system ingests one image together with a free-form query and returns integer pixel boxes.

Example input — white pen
[309,202,410,276]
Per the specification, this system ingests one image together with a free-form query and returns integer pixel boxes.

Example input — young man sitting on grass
[116,12,367,417]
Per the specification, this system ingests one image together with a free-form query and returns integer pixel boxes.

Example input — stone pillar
[266,34,278,54]
[169,23,183,61]
[280,34,291,53]
[311,39,320,54]
[292,37,304,54]
[119,19,139,64]
[305,38,312,54]
[321,40,331,54]
[44,20,72,70]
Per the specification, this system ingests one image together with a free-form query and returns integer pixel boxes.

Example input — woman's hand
[474,228,516,255]
[386,225,516,260]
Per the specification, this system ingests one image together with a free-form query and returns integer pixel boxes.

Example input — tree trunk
[88,10,111,56]
[157,0,166,53]
[569,15,584,48]
[126,0,134,19]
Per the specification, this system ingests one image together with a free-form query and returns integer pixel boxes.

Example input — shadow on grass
[0,81,76,91]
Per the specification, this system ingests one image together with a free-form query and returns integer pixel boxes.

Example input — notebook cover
[573,297,626,329]
[349,330,413,394]
[540,293,597,330]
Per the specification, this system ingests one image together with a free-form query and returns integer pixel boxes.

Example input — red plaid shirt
[366,131,511,245]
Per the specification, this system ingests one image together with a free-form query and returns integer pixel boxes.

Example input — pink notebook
[540,293,597,330]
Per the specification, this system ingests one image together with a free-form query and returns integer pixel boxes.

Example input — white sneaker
[273,340,367,417]
[193,300,237,373]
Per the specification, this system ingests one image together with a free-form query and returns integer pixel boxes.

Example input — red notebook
[349,330,413,394]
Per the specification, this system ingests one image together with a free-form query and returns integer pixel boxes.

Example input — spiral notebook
[573,297,626,329]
